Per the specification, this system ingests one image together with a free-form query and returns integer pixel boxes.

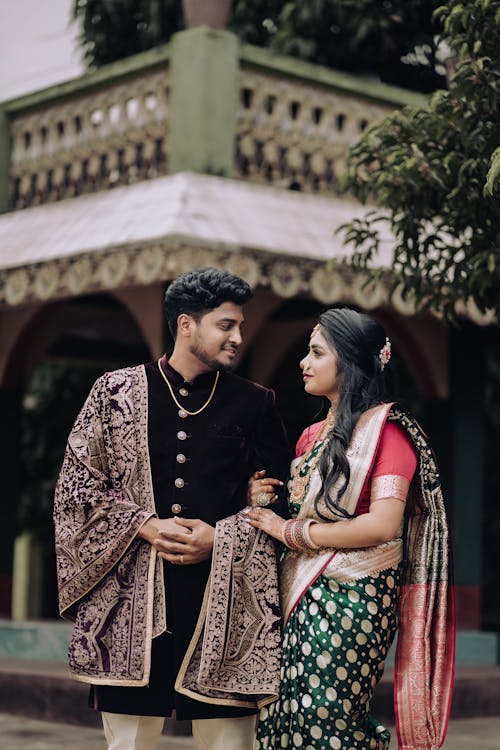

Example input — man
[54,268,291,750]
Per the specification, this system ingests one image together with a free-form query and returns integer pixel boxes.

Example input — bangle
[302,519,320,549]
[283,519,320,552]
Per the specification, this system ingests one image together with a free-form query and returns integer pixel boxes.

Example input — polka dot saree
[256,404,454,750]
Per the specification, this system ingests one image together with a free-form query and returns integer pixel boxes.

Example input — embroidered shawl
[280,403,455,750]
[53,366,165,685]
[175,514,281,708]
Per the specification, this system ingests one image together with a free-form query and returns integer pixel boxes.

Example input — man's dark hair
[164,267,252,337]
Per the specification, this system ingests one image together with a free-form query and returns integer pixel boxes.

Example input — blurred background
[0,0,499,721]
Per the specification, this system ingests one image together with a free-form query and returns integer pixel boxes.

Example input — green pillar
[450,328,484,629]
[0,107,9,213]
[168,27,238,176]
[0,389,22,616]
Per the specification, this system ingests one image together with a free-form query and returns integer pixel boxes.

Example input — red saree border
[389,407,455,750]
[395,583,456,749]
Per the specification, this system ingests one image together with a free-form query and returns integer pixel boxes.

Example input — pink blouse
[295,418,417,514]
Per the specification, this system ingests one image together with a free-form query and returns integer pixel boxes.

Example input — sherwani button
[175,477,185,488]
[177,431,187,440]
[171,503,182,515]
[178,409,188,419]
[179,388,189,397]
[176,453,186,463]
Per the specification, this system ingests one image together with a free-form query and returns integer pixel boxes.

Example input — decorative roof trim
[0,240,395,313]
[0,240,494,326]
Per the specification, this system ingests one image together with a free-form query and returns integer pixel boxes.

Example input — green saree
[256,404,454,750]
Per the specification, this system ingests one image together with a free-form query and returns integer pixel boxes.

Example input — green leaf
[484,147,500,197]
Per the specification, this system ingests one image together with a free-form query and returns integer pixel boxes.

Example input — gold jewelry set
[282,408,335,553]
[289,406,335,506]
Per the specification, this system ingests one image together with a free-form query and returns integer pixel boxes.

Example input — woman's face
[300,327,340,402]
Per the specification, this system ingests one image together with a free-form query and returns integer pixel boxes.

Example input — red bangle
[283,519,319,552]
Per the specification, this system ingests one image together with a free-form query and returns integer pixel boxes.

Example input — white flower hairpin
[379,337,391,370]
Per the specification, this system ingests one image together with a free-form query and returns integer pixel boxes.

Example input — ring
[180,554,184,564]
[256,491,272,507]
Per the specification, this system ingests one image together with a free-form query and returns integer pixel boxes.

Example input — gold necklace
[157,359,219,416]
[289,407,335,505]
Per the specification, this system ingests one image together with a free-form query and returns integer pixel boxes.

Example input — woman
[247,308,454,750]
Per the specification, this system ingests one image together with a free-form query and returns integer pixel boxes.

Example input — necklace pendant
[178,409,188,419]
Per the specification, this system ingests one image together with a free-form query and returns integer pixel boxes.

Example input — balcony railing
[5,48,171,210]
[2,35,421,212]
[235,55,400,194]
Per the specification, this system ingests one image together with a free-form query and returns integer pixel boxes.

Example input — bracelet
[301,519,320,549]
[283,519,320,552]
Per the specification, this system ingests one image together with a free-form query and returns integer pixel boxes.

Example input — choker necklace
[157,359,219,416]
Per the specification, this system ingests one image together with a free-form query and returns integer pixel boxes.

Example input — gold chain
[157,359,219,416]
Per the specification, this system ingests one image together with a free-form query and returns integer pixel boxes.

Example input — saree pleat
[256,565,401,750]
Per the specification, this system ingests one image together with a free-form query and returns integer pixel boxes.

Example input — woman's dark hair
[164,267,252,337]
[315,307,392,520]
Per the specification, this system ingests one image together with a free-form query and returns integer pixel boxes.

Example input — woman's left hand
[246,507,286,544]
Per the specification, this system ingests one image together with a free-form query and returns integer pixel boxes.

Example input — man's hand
[154,517,215,565]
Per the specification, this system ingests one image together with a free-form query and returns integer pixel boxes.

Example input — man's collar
[160,354,219,388]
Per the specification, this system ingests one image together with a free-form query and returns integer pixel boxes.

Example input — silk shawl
[280,403,455,750]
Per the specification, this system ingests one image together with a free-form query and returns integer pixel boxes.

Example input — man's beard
[189,340,235,372]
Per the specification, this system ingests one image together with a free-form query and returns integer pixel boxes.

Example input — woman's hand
[246,507,287,543]
[247,469,283,508]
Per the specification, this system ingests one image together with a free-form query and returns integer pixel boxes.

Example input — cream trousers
[102,711,256,750]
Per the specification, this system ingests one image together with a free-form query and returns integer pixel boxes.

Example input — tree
[72,0,444,92]
[339,0,500,320]
[262,0,444,93]
[72,0,183,67]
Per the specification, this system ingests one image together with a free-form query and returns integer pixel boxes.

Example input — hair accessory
[379,337,391,370]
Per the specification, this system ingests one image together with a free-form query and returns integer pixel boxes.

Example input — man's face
[189,301,244,371]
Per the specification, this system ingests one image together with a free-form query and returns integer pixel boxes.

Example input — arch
[0,289,162,619]
[242,296,448,447]
[1,289,163,391]
[245,294,447,400]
